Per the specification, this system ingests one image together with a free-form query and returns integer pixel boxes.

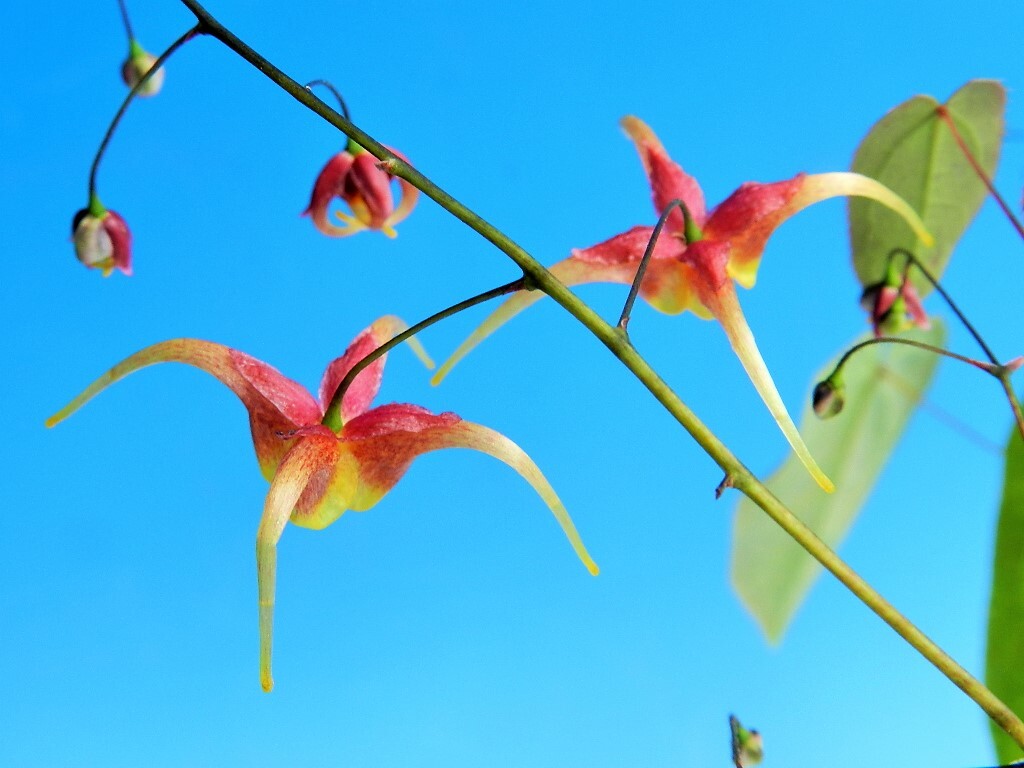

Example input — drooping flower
[859,258,931,337]
[303,143,419,238]
[46,316,597,691]
[121,39,165,97]
[433,117,933,492]
[71,194,133,276]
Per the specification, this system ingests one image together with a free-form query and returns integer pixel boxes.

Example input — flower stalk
[88,25,201,198]
[322,277,526,431]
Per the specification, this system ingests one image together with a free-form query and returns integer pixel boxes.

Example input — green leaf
[986,423,1024,764]
[731,323,945,642]
[849,80,1004,295]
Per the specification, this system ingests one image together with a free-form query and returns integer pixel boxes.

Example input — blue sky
[3,1,1023,765]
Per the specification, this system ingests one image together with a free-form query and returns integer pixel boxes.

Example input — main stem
[176,0,1024,748]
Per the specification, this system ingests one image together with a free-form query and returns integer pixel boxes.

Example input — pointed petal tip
[804,172,933,247]
[619,115,652,141]
[585,559,600,576]
[261,674,273,693]
[710,287,835,494]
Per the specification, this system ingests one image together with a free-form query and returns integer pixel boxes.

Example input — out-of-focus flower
[71,195,132,276]
[812,376,845,419]
[121,39,164,96]
[860,260,930,337]
[47,316,597,691]
[304,144,418,238]
[434,117,934,492]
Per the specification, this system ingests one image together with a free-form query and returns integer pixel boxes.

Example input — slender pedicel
[89,26,202,198]
[322,278,526,431]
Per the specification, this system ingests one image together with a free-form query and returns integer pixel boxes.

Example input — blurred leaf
[849,80,1004,295]
[986,423,1024,764]
[732,322,945,641]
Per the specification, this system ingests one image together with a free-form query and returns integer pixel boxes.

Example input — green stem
[117,0,135,43]
[88,25,201,199]
[322,277,526,431]
[175,0,1024,750]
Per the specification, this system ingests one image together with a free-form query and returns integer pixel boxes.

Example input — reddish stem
[935,105,1024,242]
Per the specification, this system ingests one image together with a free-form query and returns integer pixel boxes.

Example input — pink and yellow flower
[433,117,934,492]
[47,316,597,691]
[303,144,419,238]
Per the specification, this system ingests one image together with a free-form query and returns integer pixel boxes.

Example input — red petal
[341,404,598,574]
[103,210,133,276]
[571,225,683,265]
[621,116,706,230]
[702,175,805,288]
[303,152,357,236]
[318,316,434,422]
[47,340,321,479]
[346,152,394,228]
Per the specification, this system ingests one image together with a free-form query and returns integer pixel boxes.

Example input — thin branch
[117,0,135,43]
[88,26,202,198]
[618,198,685,332]
[936,105,1024,242]
[891,248,1000,365]
[304,79,351,121]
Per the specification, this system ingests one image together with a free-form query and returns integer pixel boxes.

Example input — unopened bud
[730,715,764,768]
[736,729,763,767]
[71,197,133,276]
[812,378,844,419]
[121,40,165,97]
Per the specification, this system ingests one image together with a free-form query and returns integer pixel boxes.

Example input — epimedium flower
[71,193,132,277]
[432,117,934,493]
[46,316,597,692]
[121,38,165,97]
[859,258,930,337]
[304,143,419,238]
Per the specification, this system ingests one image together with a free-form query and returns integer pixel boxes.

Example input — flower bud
[730,716,764,768]
[812,377,844,419]
[860,278,929,338]
[736,729,763,767]
[121,40,164,97]
[72,202,133,277]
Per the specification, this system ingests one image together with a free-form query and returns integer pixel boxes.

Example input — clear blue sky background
[3,1,1024,765]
